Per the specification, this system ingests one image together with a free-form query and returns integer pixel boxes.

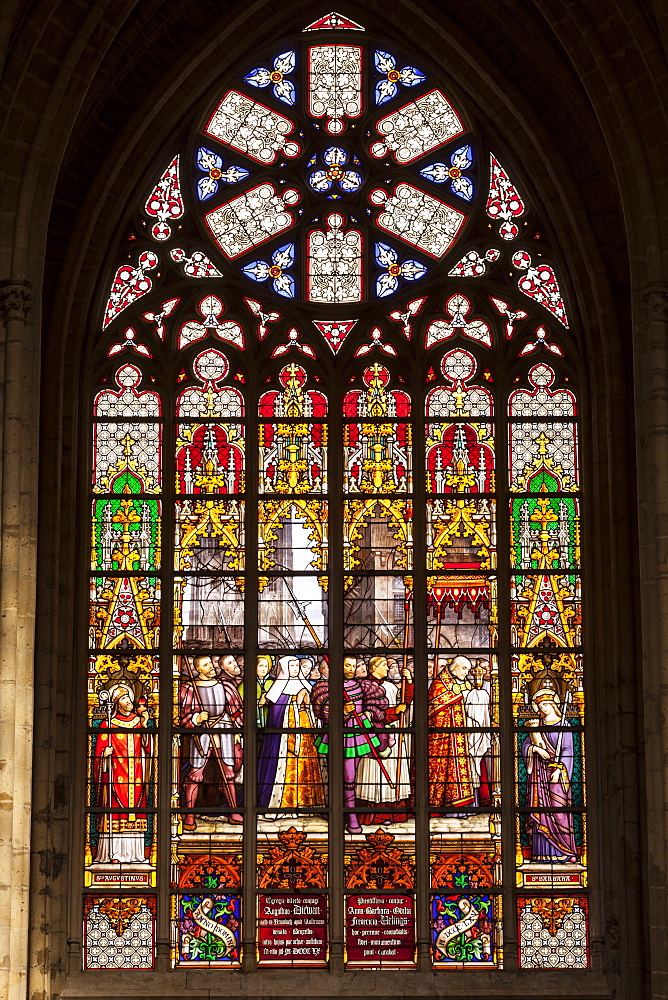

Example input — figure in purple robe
[522,685,578,861]
[312,655,388,833]
[257,656,324,809]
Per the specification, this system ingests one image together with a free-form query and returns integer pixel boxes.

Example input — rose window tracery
[90,10,585,977]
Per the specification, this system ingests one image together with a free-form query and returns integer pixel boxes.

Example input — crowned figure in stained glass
[522,673,577,862]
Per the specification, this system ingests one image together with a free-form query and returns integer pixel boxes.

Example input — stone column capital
[0,279,33,322]
[640,281,668,324]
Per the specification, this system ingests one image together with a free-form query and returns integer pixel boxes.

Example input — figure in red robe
[428,655,475,809]
[93,682,152,864]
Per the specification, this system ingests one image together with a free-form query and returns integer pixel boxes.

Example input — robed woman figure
[257,656,326,809]
[522,680,578,861]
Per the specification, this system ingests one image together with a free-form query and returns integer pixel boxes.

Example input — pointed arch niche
[40,4,635,998]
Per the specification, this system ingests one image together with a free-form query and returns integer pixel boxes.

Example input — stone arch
[0,2,664,998]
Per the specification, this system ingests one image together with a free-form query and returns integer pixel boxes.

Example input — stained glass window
[85,14,587,974]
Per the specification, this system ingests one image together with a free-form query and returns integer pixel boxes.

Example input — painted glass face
[87,13,585,974]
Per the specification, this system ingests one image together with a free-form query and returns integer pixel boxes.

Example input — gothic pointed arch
[79,11,593,979]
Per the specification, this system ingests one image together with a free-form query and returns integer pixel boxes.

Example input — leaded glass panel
[85,15,587,974]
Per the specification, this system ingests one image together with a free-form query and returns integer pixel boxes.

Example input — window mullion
[328,368,345,971]
[158,357,176,970]
[412,375,430,971]
[496,366,518,970]
[243,375,260,972]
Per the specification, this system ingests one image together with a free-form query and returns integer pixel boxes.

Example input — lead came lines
[371,184,466,258]
[88,21,588,973]
[205,90,301,163]
[307,214,363,303]
[205,184,300,259]
[308,45,363,134]
[370,90,465,163]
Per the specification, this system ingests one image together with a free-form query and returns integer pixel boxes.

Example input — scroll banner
[434,897,479,954]
[193,899,237,954]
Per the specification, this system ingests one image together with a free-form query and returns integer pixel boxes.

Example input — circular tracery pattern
[528,362,555,388]
[115,364,142,388]
[193,348,229,383]
[442,347,476,383]
[308,146,363,195]
[192,40,477,304]
[91,20,584,976]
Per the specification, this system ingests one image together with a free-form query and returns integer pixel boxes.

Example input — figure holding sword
[279,582,394,832]
[356,656,414,824]
[180,654,243,830]
[312,655,390,833]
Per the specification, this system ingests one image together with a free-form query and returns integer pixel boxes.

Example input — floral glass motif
[303,11,365,31]
[369,90,464,162]
[421,145,474,202]
[94,362,160,414]
[388,296,426,337]
[196,148,249,201]
[186,34,513,305]
[244,50,296,105]
[520,325,564,357]
[307,213,362,303]
[173,894,241,966]
[170,248,221,277]
[205,90,301,163]
[343,364,412,492]
[449,248,500,278]
[354,325,397,357]
[374,49,426,105]
[512,251,569,327]
[308,44,363,134]
[176,852,243,890]
[371,184,466,258]
[428,348,493,416]
[518,897,588,968]
[193,349,229,384]
[431,895,499,967]
[205,184,299,259]
[489,295,528,339]
[486,155,525,240]
[369,183,465,257]
[91,26,588,975]
[103,251,158,328]
[271,326,316,358]
[107,327,152,358]
[84,896,156,969]
[308,146,363,196]
[245,297,281,339]
[142,297,179,340]
[144,155,184,241]
[425,293,492,348]
[242,243,296,298]
[312,318,358,353]
[508,365,577,489]
[93,366,161,488]
[259,364,327,494]
[375,242,427,297]
[177,294,245,350]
